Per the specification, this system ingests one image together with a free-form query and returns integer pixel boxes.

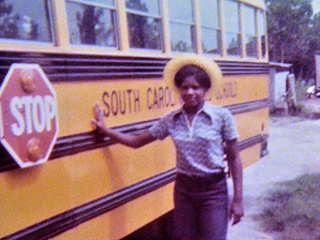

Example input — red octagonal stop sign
[0,64,58,168]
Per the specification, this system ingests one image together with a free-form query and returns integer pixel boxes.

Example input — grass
[255,174,320,240]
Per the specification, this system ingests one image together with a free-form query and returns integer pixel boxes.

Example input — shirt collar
[173,101,213,120]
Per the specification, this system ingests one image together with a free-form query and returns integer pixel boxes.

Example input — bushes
[256,174,320,240]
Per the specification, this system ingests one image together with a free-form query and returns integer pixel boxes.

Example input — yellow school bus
[0,0,269,239]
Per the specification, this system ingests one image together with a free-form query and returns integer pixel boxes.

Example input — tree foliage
[0,0,39,41]
[266,0,320,79]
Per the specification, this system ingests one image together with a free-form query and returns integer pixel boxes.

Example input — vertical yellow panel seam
[219,0,227,57]
[161,0,172,54]
[239,2,246,59]
[256,9,262,60]
[52,0,70,50]
[194,0,203,54]
[116,0,129,52]
[262,11,269,60]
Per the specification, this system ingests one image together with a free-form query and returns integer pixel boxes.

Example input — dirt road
[228,116,320,240]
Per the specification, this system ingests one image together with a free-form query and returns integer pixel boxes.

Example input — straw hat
[163,54,222,101]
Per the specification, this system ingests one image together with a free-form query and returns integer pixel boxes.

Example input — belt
[176,171,226,187]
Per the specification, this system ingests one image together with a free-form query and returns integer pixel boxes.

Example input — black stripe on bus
[0,99,270,173]
[0,52,269,82]
[0,134,264,240]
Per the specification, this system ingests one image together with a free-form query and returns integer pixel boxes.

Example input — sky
[313,0,320,14]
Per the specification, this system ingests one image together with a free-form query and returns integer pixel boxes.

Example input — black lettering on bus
[216,81,238,100]
[102,92,110,117]
[119,90,126,115]
[153,88,159,109]
[158,87,164,108]
[111,91,118,116]
[232,82,238,97]
[147,88,152,109]
[146,86,178,110]
[133,89,140,112]
[147,88,153,110]
[164,86,170,107]
[127,89,132,113]
[170,88,177,107]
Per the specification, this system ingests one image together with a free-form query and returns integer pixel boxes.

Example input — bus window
[243,4,257,58]
[259,10,267,58]
[168,0,195,52]
[126,0,162,50]
[66,0,117,47]
[224,0,241,56]
[199,0,221,55]
[0,0,53,42]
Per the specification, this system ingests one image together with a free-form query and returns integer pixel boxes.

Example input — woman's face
[179,75,207,109]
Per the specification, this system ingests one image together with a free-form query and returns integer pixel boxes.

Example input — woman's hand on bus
[91,103,107,134]
[229,198,244,225]
[91,103,156,148]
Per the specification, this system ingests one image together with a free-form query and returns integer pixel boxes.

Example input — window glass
[199,0,221,54]
[243,5,256,35]
[127,14,162,49]
[0,0,53,42]
[224,0,241,56]
[224,0,240,33]
[66,0,117,47]
[199,0,219,28]
[126,0,162,50]
[201,28,221,54]
[168,0,195,52]
[168,0,193,22]
[245,35,257,57]
[226,33,241,56]
[170,23,194,52]
[243,4,257,57]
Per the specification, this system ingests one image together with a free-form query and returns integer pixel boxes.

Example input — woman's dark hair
[174,64,211,89]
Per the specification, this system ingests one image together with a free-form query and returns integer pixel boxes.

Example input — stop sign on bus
[0,64,58,168]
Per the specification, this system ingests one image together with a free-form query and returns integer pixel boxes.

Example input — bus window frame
[0,0,268,62]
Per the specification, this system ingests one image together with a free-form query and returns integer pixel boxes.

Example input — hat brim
[163,54,222,101]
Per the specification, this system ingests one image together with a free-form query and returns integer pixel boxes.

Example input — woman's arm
[225,138,244,225]
[91,103,156,148]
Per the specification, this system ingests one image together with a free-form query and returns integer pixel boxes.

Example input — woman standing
[91,55,244,240]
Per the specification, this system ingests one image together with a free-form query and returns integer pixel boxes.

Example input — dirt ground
[227,99,320,240]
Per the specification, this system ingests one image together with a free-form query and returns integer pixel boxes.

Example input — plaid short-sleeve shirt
[148,101,239,177]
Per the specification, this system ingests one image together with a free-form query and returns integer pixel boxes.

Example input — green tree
[0,0,39,41]
[310,13,320,51]
[0,0,20,39]
[77,6,99,44]
[266,0,317,79]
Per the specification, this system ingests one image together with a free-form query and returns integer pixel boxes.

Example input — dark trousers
[174,173,229,240]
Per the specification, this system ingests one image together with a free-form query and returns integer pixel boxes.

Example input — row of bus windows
[0,0,267,58]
